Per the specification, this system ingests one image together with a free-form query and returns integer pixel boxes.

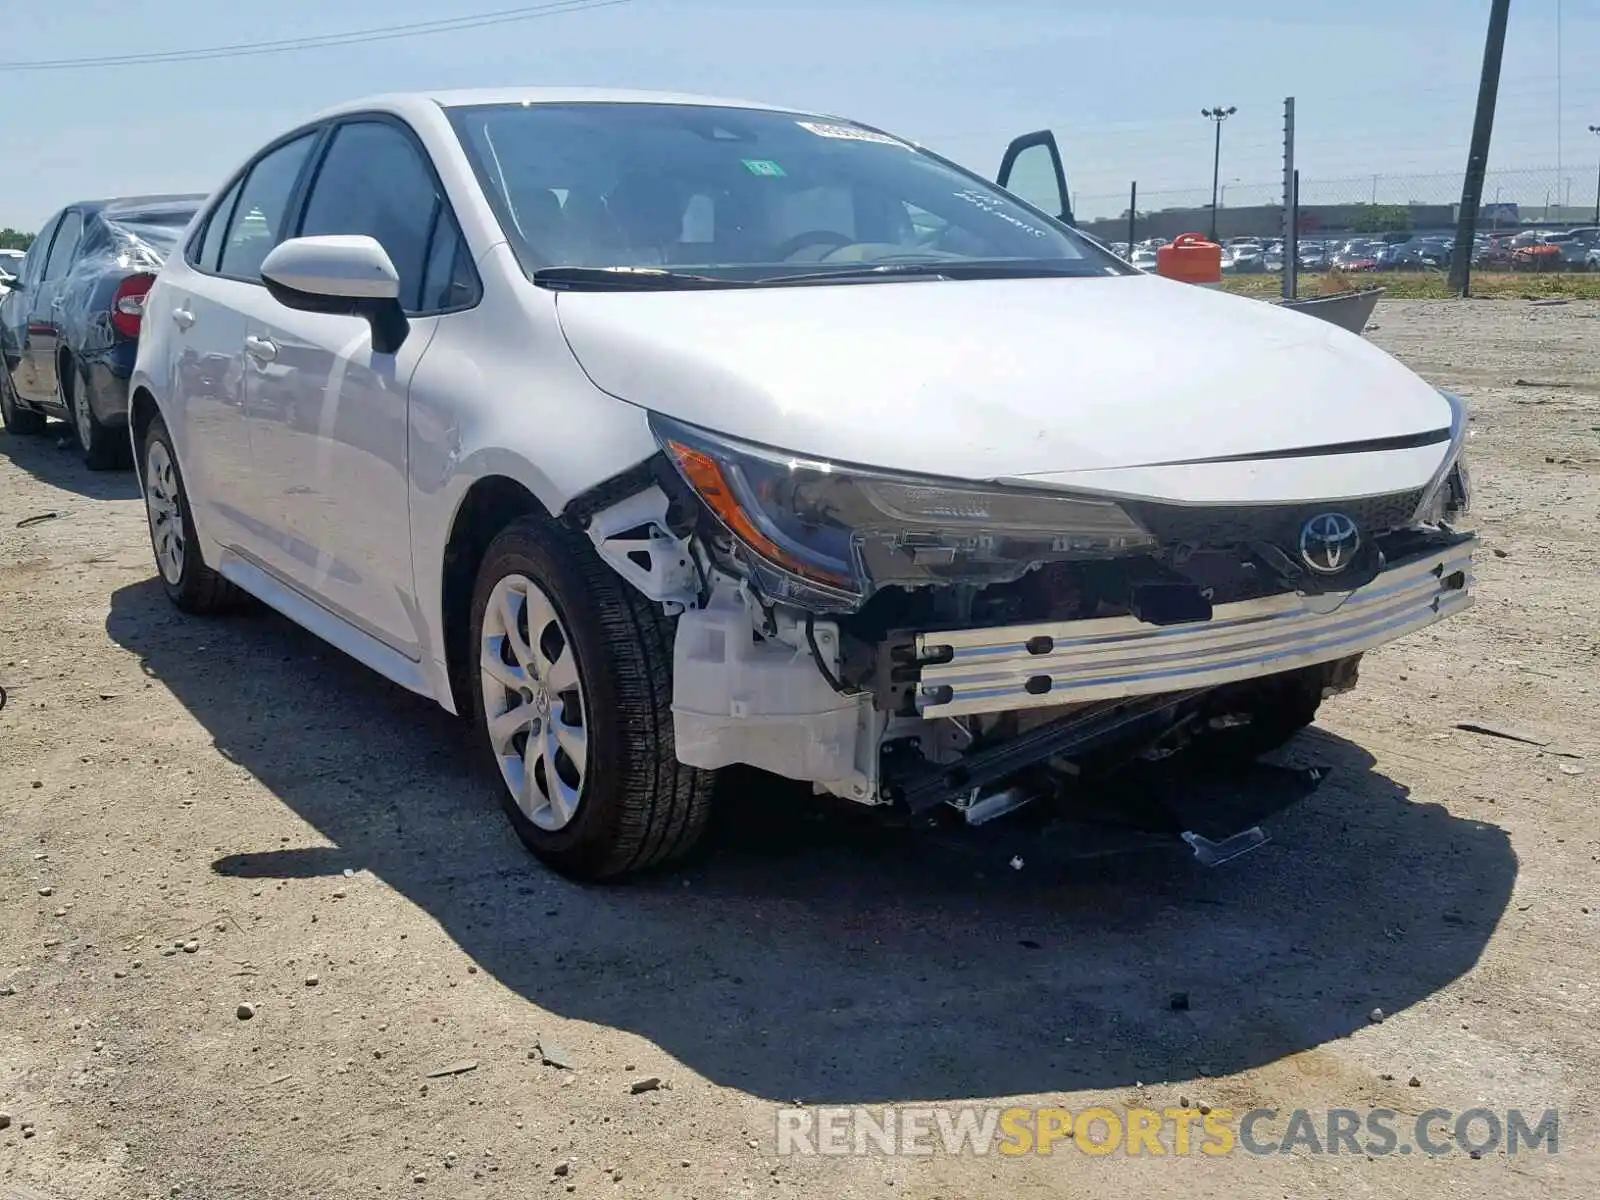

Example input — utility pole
[1283,97,1297,301]
[1449,0,1512,296]
[1127,182,1137,259]
[1590,125,1600,226]
[1203,106,1236,241]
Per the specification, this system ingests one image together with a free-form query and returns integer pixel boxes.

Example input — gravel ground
[2,298,1597,1199]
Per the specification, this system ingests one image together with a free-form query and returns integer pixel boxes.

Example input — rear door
[164,130,321,557]
[997,130,1073,225]
[27,208,85,405]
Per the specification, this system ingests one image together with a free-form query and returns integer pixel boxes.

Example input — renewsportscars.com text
[775,1105,1559,1158]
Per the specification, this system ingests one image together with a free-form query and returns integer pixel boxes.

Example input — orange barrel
[1156,233,1223,286]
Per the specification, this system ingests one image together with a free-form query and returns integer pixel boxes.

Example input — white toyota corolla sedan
[131,88,1475,880]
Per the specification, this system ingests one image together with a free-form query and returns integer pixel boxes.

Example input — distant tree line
[1347,205,1413,235]
[0,227,35,250]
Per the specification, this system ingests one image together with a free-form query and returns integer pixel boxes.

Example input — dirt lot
[2,299,1598,1199]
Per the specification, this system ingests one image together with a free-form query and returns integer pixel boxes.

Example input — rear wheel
[64,360,129,470]
[469,515,715,881]
[0,361,47,436]
[141,415,237,614]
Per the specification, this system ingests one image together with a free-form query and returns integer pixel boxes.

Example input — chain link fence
[1074,166,1598,242]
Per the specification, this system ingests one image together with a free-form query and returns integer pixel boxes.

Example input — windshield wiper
[532,266,738,291]
[752,261,1092,285]
[534,261,1097,292]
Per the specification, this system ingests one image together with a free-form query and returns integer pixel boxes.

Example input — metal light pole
[1448,0,1511,296]
[1202,106,1237,241]
[1590,125,1600,226]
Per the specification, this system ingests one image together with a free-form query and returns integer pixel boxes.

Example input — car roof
[55,193,206,216]
[308,86,804,124]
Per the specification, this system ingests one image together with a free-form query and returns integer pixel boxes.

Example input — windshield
[446,102,1123,286]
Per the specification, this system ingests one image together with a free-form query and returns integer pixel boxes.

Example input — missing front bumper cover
[911,537,1476,719]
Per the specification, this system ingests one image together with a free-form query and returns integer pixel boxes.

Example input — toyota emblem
[1298,512,1361,574]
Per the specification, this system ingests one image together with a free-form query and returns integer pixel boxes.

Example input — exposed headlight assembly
[651,414,1155,612]
[1414,390,1472,525]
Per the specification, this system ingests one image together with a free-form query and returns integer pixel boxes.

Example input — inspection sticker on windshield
[796,121,907,147]
[742,158,787,177]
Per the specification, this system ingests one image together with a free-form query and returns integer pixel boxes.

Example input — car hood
[554,272,1451,482]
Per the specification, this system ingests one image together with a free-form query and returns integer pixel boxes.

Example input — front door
[0,212,59,402]
[240,116,467,660]
[997,130,1073,225]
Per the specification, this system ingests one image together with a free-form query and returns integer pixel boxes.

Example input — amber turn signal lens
[665,440,851,587]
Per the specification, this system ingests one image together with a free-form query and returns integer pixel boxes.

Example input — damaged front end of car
[572,403,1476,860]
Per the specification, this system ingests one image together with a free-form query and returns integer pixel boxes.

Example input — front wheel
[1196,656,1362,762]
[469,516,715,881]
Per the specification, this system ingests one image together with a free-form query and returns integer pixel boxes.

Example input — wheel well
[57,347,75,401]
[441,476,546,715]
[129,387,158,459]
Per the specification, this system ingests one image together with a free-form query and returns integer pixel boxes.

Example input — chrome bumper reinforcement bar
[913,538,1476,719]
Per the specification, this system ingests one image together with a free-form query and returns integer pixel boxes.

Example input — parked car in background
[1332,241,1382,271]
[1129,246,1160,272]
[131,88,1476,881]
[1507,232,1563,272]
[1296,241,1328,270]
[1224,242,1265,273]
[1378,241,1406,269]
[1474,236,1513,267]
[1417,237,1454,268]
[1540,228,1599,271]
[0,195,203,466]
[0,248,23,295]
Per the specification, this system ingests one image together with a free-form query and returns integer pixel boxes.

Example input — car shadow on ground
[1,423,138,502]
[107,577,1516,1105]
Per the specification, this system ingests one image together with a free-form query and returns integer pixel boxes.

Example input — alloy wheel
[144,439,186,585]
[479,573,589,832]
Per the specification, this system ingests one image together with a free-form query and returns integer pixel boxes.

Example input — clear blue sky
[1,0,1595,228]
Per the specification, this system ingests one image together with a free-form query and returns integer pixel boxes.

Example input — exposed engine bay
[570,414,1475,854]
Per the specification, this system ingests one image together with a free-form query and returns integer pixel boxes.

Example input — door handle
[244,335,278,363]
[172,307,195,331]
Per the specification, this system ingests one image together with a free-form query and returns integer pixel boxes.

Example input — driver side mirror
[260,235,410,355]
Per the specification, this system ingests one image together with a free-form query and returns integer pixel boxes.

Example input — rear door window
[195,178,245,273]
[18,214,62,287]
[42,211,83,281]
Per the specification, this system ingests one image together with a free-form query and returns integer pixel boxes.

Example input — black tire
[140,414,238,614]
[1196,655,1362,762]
[0,360,47,436]
[469,515,715,881]
[64,358,130,470]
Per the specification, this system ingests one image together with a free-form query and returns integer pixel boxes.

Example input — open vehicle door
[997,130,1073,226]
